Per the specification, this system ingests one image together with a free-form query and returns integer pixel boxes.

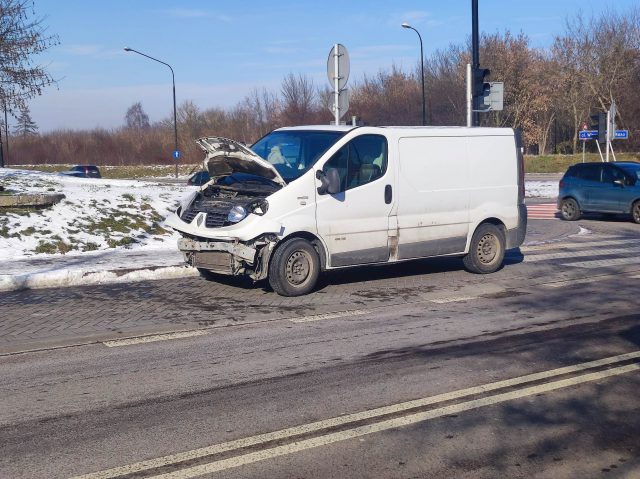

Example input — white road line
[71,351,640,479]
[542,273,635,288]
[564,257,640,268]
[289,309,370,323]
[429,296,478,304]
[148,363,640,479]
[102,330,209,348]
[521,238,636,252]
[524,246,640,263]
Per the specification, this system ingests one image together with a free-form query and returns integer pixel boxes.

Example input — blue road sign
[173,150,181,159]
[614,130,629,139]
[579,130,598,140]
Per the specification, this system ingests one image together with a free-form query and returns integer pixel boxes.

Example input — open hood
[196,137,286,186]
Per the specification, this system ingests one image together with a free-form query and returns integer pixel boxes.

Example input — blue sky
[23,0,637,131]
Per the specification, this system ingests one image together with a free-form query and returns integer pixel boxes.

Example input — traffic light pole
[466,63,472,127]
[471,0,479,126]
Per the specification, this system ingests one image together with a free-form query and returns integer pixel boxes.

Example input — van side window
[322,135,387,192]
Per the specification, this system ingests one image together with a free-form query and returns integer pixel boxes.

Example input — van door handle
[384,185,392,204]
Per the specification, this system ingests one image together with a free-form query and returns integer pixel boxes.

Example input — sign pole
[605,110,610,162]
[595,139,604,162]
[582,140,585,163]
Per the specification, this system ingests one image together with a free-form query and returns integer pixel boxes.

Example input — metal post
[124,47,179,178]
[334,43,340,125]
[0,120,4,169]
[402,24,426,126]
[582,140,585,163]
[605,110,610,162]
[595,139,604,162]
[609,139,617,162]
[471,0,479,127]
[4,106,8,166]
[466,63,472,127]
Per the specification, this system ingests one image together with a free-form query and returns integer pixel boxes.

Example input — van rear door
[395,136,470,259]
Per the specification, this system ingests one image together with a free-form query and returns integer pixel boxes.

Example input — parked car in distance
[59,165,102,178]
[187,170,210,186]
[558,161,640,223]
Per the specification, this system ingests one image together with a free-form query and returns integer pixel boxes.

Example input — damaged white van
[165,126,527,296]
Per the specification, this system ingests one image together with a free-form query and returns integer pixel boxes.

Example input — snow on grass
[0,168,196,261]
[525,181,558,198]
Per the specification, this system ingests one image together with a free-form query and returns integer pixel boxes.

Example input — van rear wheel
[463,223,505,274]
[268,238,320,296]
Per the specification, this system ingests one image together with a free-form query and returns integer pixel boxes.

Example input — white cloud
[161,8,231,22]
[64,44,102,56]
[351,44,413,59]
[27,80,280,132]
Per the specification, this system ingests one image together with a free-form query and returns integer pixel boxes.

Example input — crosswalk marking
[523,246,640,263]
[526,203,557,220]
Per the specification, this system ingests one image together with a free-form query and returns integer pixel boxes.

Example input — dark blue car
[558,162,640,223]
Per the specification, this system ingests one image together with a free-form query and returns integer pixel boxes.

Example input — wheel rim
[562,201,575,219]
[286,250,312,286]
[477,233,499,264]
[634,204,640,223]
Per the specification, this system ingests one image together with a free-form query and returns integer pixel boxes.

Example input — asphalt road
[1,215,639,478]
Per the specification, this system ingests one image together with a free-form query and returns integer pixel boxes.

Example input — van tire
[560,198,581,221]
[463,223,506,274]
[632,201,640,224]
[268,238,320,296]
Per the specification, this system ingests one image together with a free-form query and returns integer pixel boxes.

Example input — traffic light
[590,112,606,143]
[472,67,491,111]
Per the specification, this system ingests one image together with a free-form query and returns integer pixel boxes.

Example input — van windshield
[251,130,345,183]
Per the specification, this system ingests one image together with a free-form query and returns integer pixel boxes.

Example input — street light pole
[402,23,426,126]
[124,47,179,178]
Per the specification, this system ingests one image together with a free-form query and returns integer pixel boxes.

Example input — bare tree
[0,0,59,112]
[125,102,150,130]
[280,73,316,125]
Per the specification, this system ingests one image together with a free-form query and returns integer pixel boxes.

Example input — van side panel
[466,135,520,246]
[396,136,470,260]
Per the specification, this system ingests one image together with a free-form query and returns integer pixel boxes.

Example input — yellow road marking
[429,296,477,304]
[289,309,370,323]
[102,330,209,347]
[71,350,640,479]
[150,363,639,479]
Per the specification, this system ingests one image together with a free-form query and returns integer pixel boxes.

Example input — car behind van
[558,162,640,223]
[165,126,527,296]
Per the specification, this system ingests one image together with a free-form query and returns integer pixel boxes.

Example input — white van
[166,126,527,296]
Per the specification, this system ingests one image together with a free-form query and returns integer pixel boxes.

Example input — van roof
[276,125,514,136]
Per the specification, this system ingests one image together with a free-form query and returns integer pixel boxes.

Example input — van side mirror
[316,168,341,195]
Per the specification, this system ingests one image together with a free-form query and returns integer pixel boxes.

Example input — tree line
[5,6,640,166]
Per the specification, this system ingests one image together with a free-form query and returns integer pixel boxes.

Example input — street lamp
[401,23,426,126]
[124,47,179,178]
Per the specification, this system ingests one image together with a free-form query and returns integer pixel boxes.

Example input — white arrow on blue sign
[579,130,598,140]
[173,150,181,159]
[614,130,629,139]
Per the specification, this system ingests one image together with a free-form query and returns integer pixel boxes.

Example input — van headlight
[227,205,247,223]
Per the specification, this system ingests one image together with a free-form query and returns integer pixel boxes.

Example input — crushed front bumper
[178,237,276,280]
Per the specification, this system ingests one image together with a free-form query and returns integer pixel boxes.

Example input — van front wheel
[268,238,320,296]
[463,223,505,274]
